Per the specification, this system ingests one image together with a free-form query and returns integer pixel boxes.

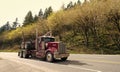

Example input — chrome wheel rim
[47,53,52,62]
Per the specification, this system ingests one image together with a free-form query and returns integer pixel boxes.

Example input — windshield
[41,37,55,42]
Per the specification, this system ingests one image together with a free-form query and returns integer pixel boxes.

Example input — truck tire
[61,57,67,61]
[18,52,20,56]
[46,52,53,62]
[23,51,29,58]
[20,51,23,58]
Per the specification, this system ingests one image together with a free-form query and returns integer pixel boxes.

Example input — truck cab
[36,36,69,62]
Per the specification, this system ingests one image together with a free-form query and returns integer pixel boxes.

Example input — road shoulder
[0,59,44,72]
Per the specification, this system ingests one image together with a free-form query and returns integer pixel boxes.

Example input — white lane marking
[68,65,102,72]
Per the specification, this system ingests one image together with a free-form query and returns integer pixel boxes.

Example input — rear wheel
[46,52,53,62]
[61,57,67,61]
[19,51,23,58]
[23,51,29,58]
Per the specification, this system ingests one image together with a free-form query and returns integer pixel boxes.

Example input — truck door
[36,41,45,58]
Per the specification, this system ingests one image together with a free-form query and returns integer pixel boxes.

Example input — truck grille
[58,42,66,54]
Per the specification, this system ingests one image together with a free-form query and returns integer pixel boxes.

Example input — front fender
[45,47,57,54]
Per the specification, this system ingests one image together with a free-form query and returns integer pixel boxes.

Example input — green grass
[0,45,19,52]
[0,48,18,52]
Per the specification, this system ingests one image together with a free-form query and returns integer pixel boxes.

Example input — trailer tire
[46,52,53,62]
[20,51,23,58]
[23,51,29,58]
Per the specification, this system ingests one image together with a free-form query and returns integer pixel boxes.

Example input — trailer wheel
[23,51,29,58]
[19,51,23,58]
[61,57,67,61]
[46,52,53,62]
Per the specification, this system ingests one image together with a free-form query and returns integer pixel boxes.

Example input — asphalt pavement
[0,52,120,72]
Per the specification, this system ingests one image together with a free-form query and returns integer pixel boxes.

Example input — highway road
[0,52,120,72]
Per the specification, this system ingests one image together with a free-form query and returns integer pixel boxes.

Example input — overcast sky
[0,0,84,27]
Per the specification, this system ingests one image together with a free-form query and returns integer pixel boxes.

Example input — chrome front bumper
[54,53,69,58]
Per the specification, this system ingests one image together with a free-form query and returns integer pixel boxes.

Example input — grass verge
[0,49,18,52]
[0,45,19,52]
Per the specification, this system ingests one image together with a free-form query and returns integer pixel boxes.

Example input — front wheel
[46,52,54,62]
[61,57,67,61]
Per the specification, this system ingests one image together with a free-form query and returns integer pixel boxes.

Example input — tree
[74,16,90,47]
[5,21,11,30]
[23,11,34,26]
[48,6,53,14]
[107,9,120,32]
[105,9,120,49]
[67,1,73,9]
[33,15,39,22]
[84,0,88,4]
[38,9,43,19]
[85,0,87,2]
[12,18,18,29]
[0,21,11,32]
[77,0,81,5]
[43,6,53,19]
[74,2,77,7]
[43,8,48,19]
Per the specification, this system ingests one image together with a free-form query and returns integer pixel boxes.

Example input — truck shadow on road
[53,60,91,66]
[28,57,91,66]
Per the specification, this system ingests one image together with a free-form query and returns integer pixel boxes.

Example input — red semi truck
[18,32,69,62]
